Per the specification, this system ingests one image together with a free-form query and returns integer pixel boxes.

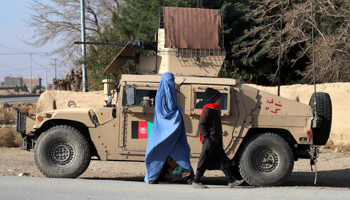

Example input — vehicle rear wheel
[238,133,294,186]
[309,92,332,145]
[34,125,91,178]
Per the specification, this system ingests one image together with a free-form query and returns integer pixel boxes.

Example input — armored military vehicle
[16,7,332,186]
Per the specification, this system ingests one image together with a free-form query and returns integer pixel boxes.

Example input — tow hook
[310,145,320,184]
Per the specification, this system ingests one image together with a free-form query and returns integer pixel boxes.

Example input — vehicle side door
[119,82,158,156]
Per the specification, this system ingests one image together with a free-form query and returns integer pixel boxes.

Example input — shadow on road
[284,169,350,188]
[82,169,350,188]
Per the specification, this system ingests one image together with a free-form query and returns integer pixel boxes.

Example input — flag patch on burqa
[132,121,153,139]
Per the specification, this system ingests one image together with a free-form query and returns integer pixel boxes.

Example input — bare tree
[25,0,122,70]
[300,0,350,83]
[233,0,350,83]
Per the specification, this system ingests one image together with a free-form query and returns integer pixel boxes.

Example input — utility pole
[45,68,47,91]
[29,53,32,93]
[0,51,48,92]
[52,59,58,90]
[81,0,87,92]
[52,59,57,80]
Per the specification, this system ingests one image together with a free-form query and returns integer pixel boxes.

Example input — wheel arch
[232,128,297,161]
[240,128,296,150]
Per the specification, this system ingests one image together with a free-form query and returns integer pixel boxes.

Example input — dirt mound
[37,90,105,112]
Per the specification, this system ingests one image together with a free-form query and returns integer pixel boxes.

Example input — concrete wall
[2,77,42,90]
[4,77,22,87]
[23,78,42,89]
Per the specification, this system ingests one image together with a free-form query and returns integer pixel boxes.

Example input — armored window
[191,85,230,116]
[194,92,228,110]
[122,83,158,107]
[135,89,157,107]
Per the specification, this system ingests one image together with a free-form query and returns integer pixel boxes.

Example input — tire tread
[34,125,91,178]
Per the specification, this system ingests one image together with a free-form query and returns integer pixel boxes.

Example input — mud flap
[310,145,320,184]
[16,110,27,137]
[16,110,35,150]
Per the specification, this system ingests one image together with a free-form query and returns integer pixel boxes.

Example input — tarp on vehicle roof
[163,7,222,50]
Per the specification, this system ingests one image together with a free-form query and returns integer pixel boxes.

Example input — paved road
[0,95,40,102]
[0,176,349,200]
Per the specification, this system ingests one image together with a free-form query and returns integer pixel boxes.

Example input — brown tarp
[163,7,222,50]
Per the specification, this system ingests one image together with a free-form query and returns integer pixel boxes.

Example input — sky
[0,0,68,86]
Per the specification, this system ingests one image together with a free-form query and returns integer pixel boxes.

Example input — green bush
[31,87,37,94]
[22,84,28,92]
[14,85,19,92]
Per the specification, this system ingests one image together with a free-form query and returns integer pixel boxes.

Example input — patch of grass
[0,127,21,147]
[0,102,36,147]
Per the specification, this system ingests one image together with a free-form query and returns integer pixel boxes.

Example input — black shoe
[186,173,194,184]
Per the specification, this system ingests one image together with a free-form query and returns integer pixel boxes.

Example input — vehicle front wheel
[34,125,91,178]
[238,133,294,186]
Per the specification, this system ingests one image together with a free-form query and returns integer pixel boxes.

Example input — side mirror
[126,86,136,106]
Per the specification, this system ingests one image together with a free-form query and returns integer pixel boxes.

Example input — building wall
[2,77,42,90]
[23,78,42,89]
[4,77,22,87]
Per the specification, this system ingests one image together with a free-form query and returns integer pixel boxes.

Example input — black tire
[238,133,294,186]
[309,92,332,145]
[34,125,91,178]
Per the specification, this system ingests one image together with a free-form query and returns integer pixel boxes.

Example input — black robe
[197,107,232,170]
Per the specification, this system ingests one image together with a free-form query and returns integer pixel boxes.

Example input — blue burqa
[144,72,193,183]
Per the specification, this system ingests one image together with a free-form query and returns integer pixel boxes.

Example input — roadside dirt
[1,147,349,189]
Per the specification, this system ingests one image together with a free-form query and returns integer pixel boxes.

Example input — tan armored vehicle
[17,7,332,186]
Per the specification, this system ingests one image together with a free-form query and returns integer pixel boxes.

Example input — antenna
[310,0,318,123]
[311,0,317,97]
[277,0,284,96]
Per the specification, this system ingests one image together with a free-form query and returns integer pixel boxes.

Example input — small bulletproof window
[122,83,158,107]
[136,89,157,107]
[194,92,228,110]
[122,85,137,107]
[123,89,157,107]
[190,85,230,116]
[126,87,136,106]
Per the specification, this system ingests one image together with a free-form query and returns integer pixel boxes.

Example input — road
[0,95,40,102]
[0,176,349,200]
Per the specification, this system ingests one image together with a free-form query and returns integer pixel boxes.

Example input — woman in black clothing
[192,88,244,189]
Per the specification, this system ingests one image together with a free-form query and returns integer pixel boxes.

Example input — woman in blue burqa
[144,72,194,184]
